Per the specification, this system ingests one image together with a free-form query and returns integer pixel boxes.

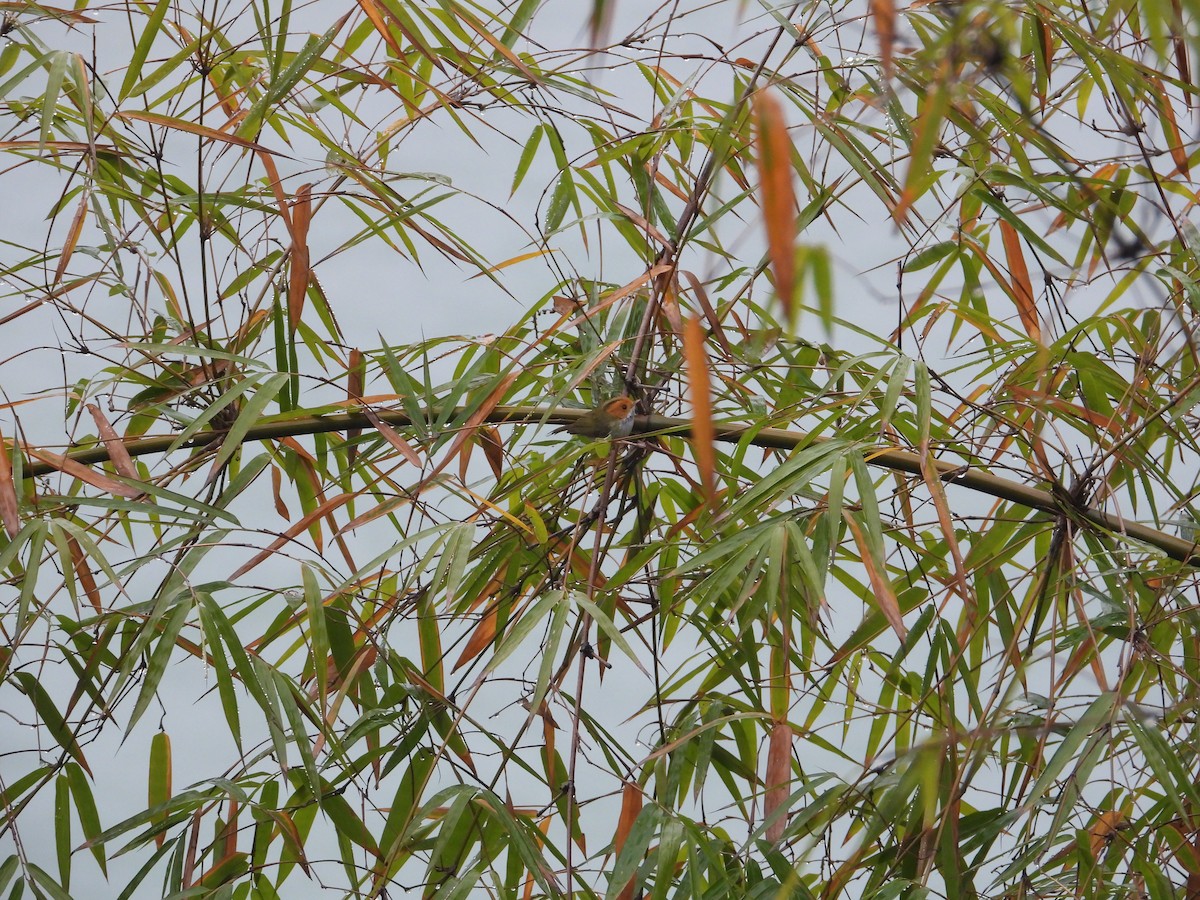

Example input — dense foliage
[2,0,1200,896]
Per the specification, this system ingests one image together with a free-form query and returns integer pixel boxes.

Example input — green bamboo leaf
[65,763,106,874]
[606,806,659,900]
[39,51,69,150]
[416,591,444,694]
[1026,693,1118,803]
[16,522,46,635]
[54,775,70,890]
[319,789,379,855]
[380,746,436,858]
[147,731,171,839]
[484,589,558,673]
[572,591,649,676]
[239,16,348,139]
[0,52,48,99]
[207,372,290,474]
[511,124,543,196]
[11,673,90,775]
[272,668,320,793]
[302,565,329,704]
[126,601,190,733]
[119,0,170,100]
[530,591,569,714]
[28,865,73,900]
[432,521,473,609]
[545,171,574,232]
[162,373,269,456]
[0,856,16,894]
[424,789,480,892]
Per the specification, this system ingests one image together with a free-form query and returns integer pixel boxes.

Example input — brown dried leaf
[68,536,102,613]
[1154,76,1190,175]
[682,270,732,356]
[683,315,715,508]
[288,184,312,329]
[86,404,138,479]
[453,6,542,84]
[115,111,275,153]
[659,280,683,336]
[362,407,424,468]
[477,425,504,481]
[345,350,365,462]
[613,201,674,251]
[1171,0,1191,99]
[0,430,20,538]
[53,193,89,287]
[764,722,793,842]
[270,464,290,519]
[422,374,517,488]
[552,295,581,317]
[918,446,972,621]
[27,446,142,499]
[230,491,354,581]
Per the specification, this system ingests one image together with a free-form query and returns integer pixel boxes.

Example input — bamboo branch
[20,404,1200,565]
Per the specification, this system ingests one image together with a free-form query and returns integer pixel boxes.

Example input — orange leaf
[347,349,365,402]
[918,445,972,620]
[217,798,239,860]
[764,722,793,842]
[683,315,715,507]
[1154,76,1190,175]
[561,265,670,330]
[753,90,797,320]
[1007,385,1126,435]
[999,220,1041,342]
[1088,810,1127,859]
[473,248,553,278]
[870,0,896,79]
[355,0,407,58]
[0,3,97,22]
[257,150,292,232]
[845,513,907,640]
[614,782,644,900]
[420,374,517,488]
[453,605,497,671]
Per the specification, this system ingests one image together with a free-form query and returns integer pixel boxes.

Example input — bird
[555,395,636,438]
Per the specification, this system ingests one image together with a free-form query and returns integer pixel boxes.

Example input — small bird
[556,395,636,438]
